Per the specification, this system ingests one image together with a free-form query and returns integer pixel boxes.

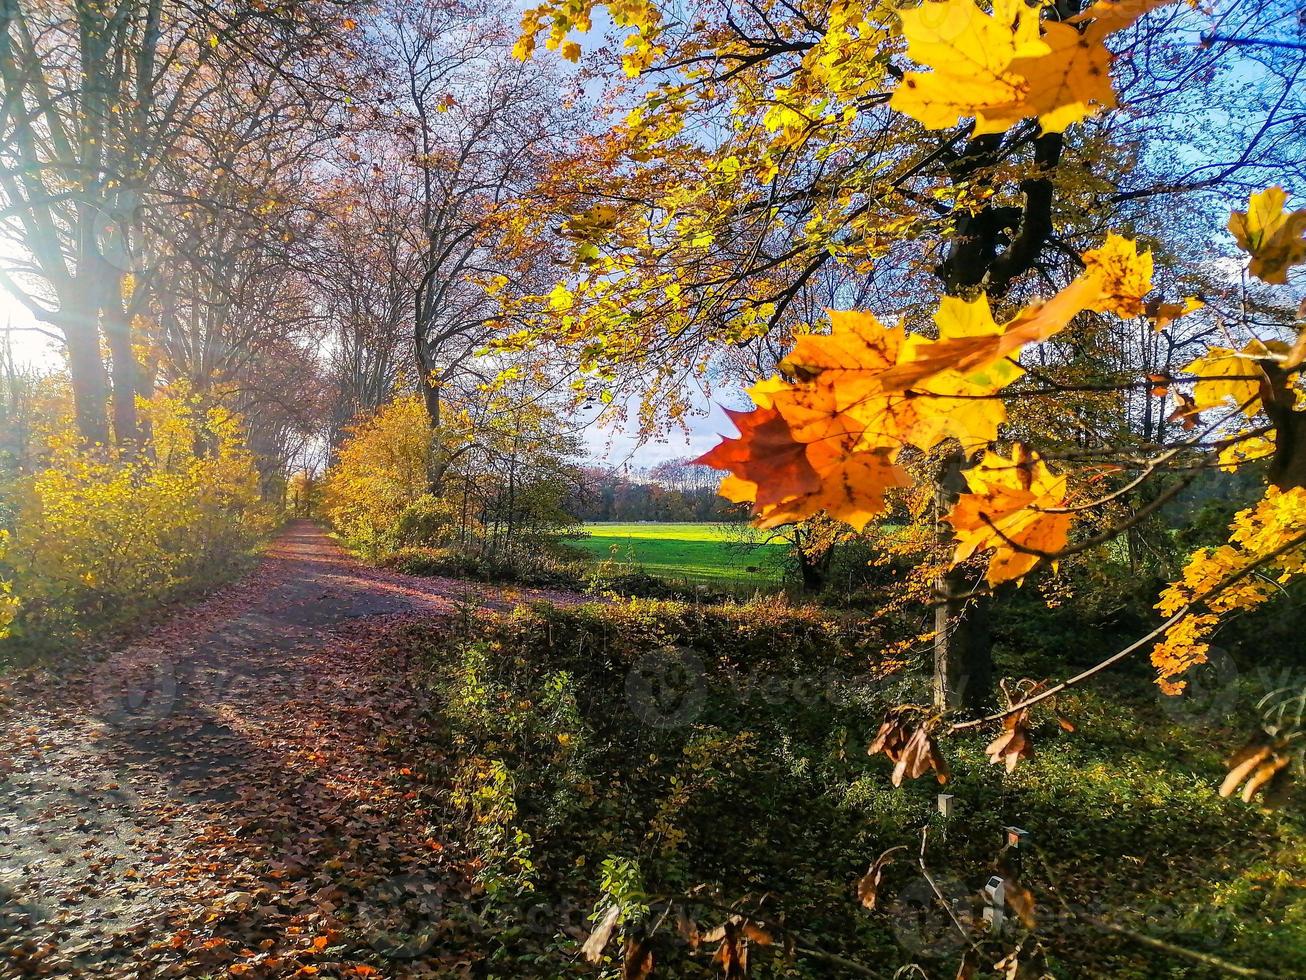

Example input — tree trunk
[798,550,825,593]
[101,278,140,447]
[63,280,110,445]
[1265,362,1306,491]
[932,450,993,712]
[924,117,1066,712]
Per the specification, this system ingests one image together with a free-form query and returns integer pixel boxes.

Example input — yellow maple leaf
[782,310,903,381]
[890,0,1037,135]
[946,445,1073,585]
[1228,187,1306,285]
[892,0,1173,135]
[777,302,1015,455]
[873,272,1102,393]
[1082,233,1154,318]
[899,296,1022,451]
[1182,342,1270,417]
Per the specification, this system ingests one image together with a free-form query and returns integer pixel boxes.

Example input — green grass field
[571,522,787,588]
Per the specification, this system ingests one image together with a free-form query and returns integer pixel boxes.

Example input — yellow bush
[5,383,270,638]
[323,394,433,554]
[0,531,18,639]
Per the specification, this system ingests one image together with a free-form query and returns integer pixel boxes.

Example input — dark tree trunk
[798,550,825,593]
[927,122,1065,712]
[931,449,994,712]
[1265,363,1306,491]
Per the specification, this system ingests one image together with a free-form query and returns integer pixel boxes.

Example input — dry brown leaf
[986,710,1034,773]
[1166,391,1200,431]
[676,906,701,949]
[699,923,726,944]
[857,845,906,910]
[867,715,912,760]
[582,904,621,964]
[1221,733,1295,804]
[712,921,748,979]
[623,934,654,980]
[878,722,950,787]
[1242,755,1291,803]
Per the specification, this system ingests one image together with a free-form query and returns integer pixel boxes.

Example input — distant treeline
[573,459,744,523]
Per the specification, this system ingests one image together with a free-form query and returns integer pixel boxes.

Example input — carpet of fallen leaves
[0,522,583,978]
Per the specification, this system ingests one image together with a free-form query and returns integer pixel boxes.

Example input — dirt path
[0,521,579,979]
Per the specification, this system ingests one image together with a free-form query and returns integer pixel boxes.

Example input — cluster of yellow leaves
[1153,486,1306,692]
[698,234,1153,584]
[0,531,19,639]
[321,394,434,553]
[6,384,268,630]
[892,0,1175,135]
[1228,186,1306,285]
[515,0,660,74]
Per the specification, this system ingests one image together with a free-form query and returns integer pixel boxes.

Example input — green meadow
[572,522,787,587]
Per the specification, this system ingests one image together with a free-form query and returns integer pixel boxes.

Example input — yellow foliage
[6,384,269,636]
[698,234,1151,566]
[946,445,1073,586]
[322,394,434,553]
[1227,186,1306,285]
[1153,487,1306,690]
[0,531,19,639]
[1183,343,1271,417]
[891,0,1175,135]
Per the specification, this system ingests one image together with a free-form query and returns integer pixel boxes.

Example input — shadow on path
[0,521,579,978]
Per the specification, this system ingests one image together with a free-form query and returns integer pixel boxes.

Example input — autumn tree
[311,163,422,448]
[0,0,352,446]
[509,0,1305,711]
[331,1,585,495]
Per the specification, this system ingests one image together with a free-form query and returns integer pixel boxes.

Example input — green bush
[392,494,463,548]
[382,544,589,590]
[388,600,1304,977]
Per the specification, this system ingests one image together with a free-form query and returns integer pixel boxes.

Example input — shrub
[0,531,17,640]
[383,544,589,590]
[392,494,463,547]
[386,600,1304,976]
[2,385,270,651]
[322,394,433,556]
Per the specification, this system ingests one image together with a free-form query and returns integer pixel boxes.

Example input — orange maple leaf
[695,406,820,510]
[946,446,1073,585]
